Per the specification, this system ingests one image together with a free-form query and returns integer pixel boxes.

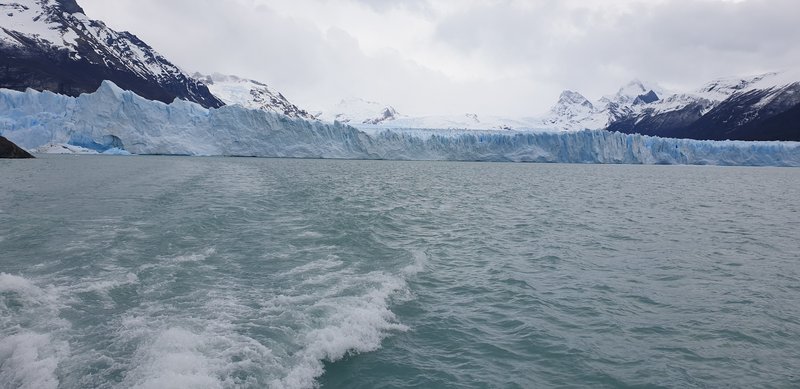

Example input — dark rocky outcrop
[0,136,35,158]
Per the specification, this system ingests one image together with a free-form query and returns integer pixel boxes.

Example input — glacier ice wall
[1,81,799,166]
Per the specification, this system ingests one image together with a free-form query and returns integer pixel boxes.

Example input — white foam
[297,231,323,239]
[0,332,66,389]
[0,273,58,307]
[164,248,217,264]
[283,255,344,277]
[122,328,224,389]
[402,250,428,276]
[272,269,411,389]
[0,259,422,389]
[0,273,42,296]
[0,274,68,389]
[116,310,278,389]
[73,272,139,294]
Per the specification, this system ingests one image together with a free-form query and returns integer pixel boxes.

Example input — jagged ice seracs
[1,81,799,166]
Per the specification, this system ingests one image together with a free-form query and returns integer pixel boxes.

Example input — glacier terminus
[1,81,799,167]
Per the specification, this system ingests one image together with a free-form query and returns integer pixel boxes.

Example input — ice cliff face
[1,82,799,166]
[0,0,223,108]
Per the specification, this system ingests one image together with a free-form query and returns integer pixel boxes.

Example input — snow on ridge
[0,0,196,83]
[320,97,402,126]
[694,70,800,102]
[195,73,315,120]
[0,1,75,50]
[1,82,799,167]
[605,79,670,105]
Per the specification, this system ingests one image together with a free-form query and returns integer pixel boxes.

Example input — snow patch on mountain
[0,1,79,49]
[603,79,669,107]
[322,98,543,131]
[320,98,402,125]
[195,73,315,120]
[375,114,541,131]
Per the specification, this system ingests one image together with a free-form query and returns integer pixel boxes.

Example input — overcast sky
[79,0,800,116]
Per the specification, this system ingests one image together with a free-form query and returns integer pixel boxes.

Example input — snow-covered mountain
[321,98,542,131]
[194,73,315,120]
[532,72,800,140]
[319,71,798,140]
[540,90,607,131]
[379,114,539,131]
[320,98,402,125]
[538,80,673,132]
[607,71,800,141]
[603,79,669,107]
[0,0,223,107]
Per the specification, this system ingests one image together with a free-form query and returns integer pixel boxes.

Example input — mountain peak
[617,79,646,98]
[50,0,85,14]
[557,90,593,108]
[632,90,660,105]
[607,79,666,106]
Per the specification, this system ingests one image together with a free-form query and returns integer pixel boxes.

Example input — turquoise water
[1,155,799,388]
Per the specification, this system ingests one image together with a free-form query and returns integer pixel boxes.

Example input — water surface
[1,156,799,388]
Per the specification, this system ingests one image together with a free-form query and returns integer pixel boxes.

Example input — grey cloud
[348,0,432,13]
[434,0,800,100]
[78,0,800,116]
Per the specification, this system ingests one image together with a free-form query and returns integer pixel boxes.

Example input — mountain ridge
[0,0,224,108]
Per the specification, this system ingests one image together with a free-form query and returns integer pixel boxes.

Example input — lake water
[1,155,799,388]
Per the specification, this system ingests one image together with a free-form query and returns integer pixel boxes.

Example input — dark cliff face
[0,136,35,158]
[53,0,84,14]
[0,0,224,108]
[684,84,800,141]
[606,84,800,141]
[606,101,710,139]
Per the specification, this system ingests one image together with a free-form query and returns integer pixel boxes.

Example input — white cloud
[79,0,800,116]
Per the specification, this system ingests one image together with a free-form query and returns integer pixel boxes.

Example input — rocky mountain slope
[0,0,223,107]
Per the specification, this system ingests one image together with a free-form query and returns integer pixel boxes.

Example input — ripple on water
[2,158,800,388]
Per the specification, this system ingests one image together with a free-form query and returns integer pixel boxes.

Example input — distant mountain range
[335,73,800,141]
[0,0,798,141]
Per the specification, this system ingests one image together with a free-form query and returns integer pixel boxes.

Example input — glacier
[1,81,799,166]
